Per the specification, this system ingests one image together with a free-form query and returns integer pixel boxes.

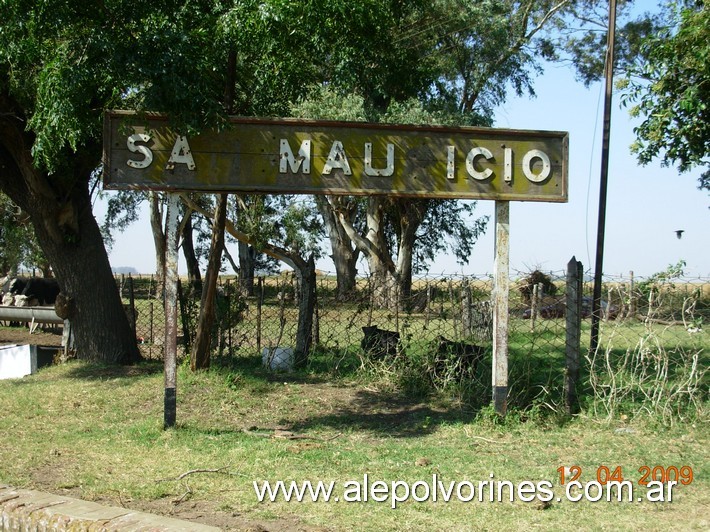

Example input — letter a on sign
[167,136,196,170]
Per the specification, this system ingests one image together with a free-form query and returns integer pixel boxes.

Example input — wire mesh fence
[119,272,708,352]
[116,269,708,415]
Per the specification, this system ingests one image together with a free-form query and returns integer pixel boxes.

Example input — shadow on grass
[290,388,480,438]
[64,360,164,381]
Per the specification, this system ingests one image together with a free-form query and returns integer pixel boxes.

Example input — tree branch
[179,193,298,270]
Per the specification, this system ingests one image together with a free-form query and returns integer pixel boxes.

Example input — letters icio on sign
[103,112,568,202]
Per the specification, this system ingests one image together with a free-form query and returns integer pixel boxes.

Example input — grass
[1,351,708,531]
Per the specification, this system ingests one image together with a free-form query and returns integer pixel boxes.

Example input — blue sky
[98,62,709,279]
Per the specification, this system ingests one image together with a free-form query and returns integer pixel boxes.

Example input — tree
[191,193,228,370]
[620,2,709,190]
[289,1,605,305]
[554,1,708,190]
[0,193,49,277]
[0,1,298,363]
[181,194,323,367]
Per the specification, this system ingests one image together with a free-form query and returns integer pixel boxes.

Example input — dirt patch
[127,499,328,532]
[0,325,63,348]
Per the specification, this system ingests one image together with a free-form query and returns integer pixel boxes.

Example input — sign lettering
[103,112,568,201]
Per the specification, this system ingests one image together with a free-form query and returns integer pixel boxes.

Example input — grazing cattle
[361,326,401,360]
[1,278,28,327]
[2,277,28,300]
[429,336,485,385]
[13,294,39,307]
[21,277,60,306]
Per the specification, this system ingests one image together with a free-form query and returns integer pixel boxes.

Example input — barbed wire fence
[117,266,709,417]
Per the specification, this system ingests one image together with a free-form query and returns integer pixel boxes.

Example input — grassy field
[0,351,707,531]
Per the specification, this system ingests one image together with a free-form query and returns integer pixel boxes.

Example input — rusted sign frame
[104,111,568,203]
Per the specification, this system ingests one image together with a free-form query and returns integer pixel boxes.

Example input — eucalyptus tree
[291,0,596,305]
[552,0,709,190]
[182,193,323,367]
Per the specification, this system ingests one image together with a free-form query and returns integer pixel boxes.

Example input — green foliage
[635,259,687,298]
[620,2,710,188]
[0,193,48,275]
[178,281,247,356]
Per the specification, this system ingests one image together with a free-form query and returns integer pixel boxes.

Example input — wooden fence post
[530,282,540,332]
[367,277,374,327]
[313,279,320,346]
[424,282,432,327]
[256,277,264,353]
[565,256,583,415]
[462,280,473,338]
[128,274,136,337]
[149,301,154,345]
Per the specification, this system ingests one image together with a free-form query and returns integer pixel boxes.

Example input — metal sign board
[103,111,568,202]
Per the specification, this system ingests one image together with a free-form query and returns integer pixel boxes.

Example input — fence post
[394,282,400,334]
[628,270,635,318]
[128,274,136,337]
[424,282,432,327]
[530,283,540,332]
[367,277,374,327]
[226,278,232,356]
[565,256,583,415]
[149,301,154,345]
[313,279,320,346]
[256,277,264,353]
[462,280,473,338]
[448,279,458,339]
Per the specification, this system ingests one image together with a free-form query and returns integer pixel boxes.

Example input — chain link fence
[117,270,709,414]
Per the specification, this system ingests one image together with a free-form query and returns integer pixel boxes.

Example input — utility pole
[590,0,618,355]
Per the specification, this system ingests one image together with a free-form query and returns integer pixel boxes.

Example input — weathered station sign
[103,111,568,202]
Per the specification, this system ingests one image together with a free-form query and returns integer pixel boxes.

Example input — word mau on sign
[104,112,568,201]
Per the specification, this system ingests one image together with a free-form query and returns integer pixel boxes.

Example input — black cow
[361,326,401,360]
[21,277,60,306]
[429,336,485,384]
[5,277,27,296]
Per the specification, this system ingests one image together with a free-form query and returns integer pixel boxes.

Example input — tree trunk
[238,240,255,296]
[294,254,317,368]
[393,198,427,307]
[0,145,140,364]
[181,210,202,295]
[369,256,398,310]
[316,196,358,299]
[149,192,166,297]
[191,193,228,371]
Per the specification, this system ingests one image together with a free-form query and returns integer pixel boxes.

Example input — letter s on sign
[127,134,153,169]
